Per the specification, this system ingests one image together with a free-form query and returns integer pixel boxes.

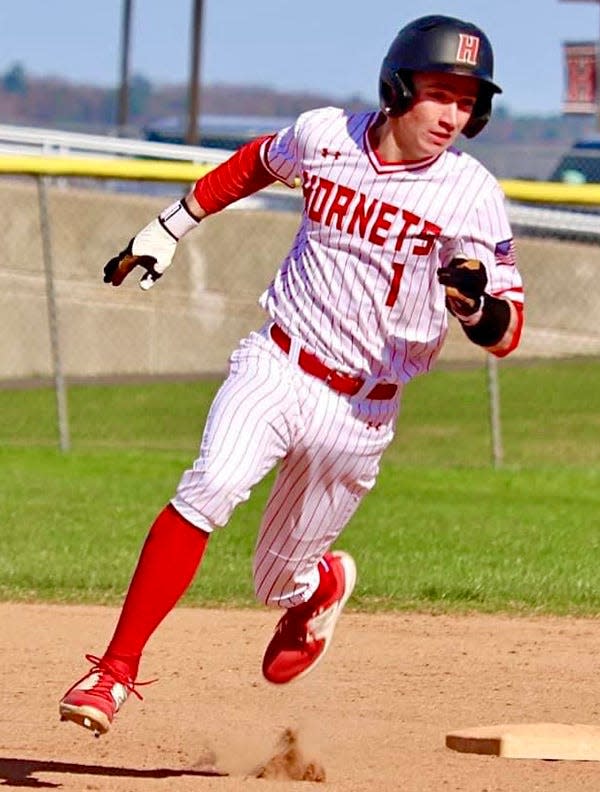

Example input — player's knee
[175,467,250,527]
[197,467,236,497]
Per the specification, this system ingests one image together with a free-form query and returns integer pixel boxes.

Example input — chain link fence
[464,140,600,184]
[1,167,598,466]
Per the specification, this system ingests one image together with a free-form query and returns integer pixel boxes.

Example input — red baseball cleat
[59,655,145,737]
[262,551,357,684]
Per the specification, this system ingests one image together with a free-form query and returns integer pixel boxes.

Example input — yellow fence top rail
[1,153,600,205]
[0,154,214,182]
[500,179,600,206]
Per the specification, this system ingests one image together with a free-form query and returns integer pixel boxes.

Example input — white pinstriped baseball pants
[172,323,401,609]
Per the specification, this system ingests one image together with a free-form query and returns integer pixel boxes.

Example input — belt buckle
[325,371,334,384]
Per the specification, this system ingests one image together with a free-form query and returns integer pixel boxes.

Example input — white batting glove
[103,199,201,290]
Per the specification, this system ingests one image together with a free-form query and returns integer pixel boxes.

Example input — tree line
[0,62,595,144]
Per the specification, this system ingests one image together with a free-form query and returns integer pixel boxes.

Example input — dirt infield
[2,602,600,791]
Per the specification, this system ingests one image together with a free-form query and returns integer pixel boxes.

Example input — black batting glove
[437,257,487,317]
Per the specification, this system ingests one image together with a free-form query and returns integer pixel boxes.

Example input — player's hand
[103,198,201,290]
[437,257,487,317]
[103,219,177,290]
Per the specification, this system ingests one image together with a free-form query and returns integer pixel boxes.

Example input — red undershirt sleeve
[193,134,277,215]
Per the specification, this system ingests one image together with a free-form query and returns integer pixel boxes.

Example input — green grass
[2,359,598,466]
[1,359,599,614]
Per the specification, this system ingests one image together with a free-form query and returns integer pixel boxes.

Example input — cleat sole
[59,702,110,736]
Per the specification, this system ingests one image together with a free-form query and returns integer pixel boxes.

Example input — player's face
[389,71,480,160]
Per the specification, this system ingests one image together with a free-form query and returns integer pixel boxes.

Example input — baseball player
[59,14,524,737]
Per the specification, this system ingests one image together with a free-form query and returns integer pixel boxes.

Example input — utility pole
[185,0,204,145]
[117,0,134,135]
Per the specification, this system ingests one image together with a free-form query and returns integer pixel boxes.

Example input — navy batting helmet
[379,15,502,138]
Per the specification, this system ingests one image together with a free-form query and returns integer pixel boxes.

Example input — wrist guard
[158,198,201,241]
[458,294,511,347]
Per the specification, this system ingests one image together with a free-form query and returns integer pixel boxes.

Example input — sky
[0,0,597,116]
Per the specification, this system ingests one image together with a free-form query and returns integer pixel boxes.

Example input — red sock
[104,503,209,678]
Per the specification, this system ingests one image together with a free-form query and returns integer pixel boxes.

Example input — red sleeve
[488,300,524,358]
[193,135,277,215]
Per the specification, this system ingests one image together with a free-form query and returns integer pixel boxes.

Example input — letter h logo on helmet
[456,34,480,66]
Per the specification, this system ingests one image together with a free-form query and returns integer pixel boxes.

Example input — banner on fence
[563,41,598,114]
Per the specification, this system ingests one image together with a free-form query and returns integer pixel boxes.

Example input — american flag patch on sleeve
[494,238,516,266]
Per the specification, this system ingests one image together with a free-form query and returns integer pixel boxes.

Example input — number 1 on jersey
[385,261,405,307]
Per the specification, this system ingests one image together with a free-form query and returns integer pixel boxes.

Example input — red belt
[270,323,398,401]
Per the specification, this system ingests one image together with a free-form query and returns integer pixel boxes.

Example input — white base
[446,722,600,760]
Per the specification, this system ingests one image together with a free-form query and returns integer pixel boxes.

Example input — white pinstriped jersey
[259,106,523,384]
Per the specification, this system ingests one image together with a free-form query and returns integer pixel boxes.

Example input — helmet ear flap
[379,65,413,117]
[462,87,493,138]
